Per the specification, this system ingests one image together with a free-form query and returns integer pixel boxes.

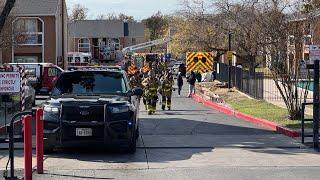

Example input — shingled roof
[0,0,60,16]
[68,20,125,38]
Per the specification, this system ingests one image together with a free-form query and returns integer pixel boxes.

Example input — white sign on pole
[0,72,21,94]
[309,45,320,64]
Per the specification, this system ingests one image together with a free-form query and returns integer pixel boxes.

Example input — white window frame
[78,38,91,52]
[288,35,295,47]
[108,38,120,50]
[13,18,43,46]
[12,17,45,63]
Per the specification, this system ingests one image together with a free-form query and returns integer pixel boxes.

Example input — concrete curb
[192,93,301,138]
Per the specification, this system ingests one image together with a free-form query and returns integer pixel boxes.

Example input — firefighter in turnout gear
[129,72,142,88]
[141,71,149,110]
[142,71,159,115]
[160,71,174,111]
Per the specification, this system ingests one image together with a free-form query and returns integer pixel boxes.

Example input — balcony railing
[15,32,43,46]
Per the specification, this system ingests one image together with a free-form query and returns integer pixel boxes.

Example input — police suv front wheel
[135,126,140,140]
[127,131,137,154]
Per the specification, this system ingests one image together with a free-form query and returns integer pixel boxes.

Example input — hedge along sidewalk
[192,86,301,138]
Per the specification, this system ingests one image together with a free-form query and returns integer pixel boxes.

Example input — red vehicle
[9,63,64,94]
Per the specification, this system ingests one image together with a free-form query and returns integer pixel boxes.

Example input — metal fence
[215,62,313,103]
[216,62,264,99]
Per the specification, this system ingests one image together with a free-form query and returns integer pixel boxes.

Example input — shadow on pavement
[41,117,314,166]
[140,117,273,136]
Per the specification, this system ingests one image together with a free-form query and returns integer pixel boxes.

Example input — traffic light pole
[228,32,232,89]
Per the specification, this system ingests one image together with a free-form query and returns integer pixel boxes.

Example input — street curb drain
[192,94,301,138]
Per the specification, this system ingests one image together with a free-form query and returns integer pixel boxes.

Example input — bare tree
[118,13,134,22]
[170,0,311,119]
[69,4,88,21]
[171,0,226,54]
[213,0,312,119]
[96,14,108,20]
[0,0,21,54]
[0,0,15,33]
[302,0,320,13]
[96,13,135,22]
[144,11,169,52]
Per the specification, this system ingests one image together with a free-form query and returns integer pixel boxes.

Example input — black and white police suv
[43,68,143,153]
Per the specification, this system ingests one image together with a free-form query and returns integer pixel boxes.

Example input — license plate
[76,128,92,137]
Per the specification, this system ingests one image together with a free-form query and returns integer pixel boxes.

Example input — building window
[14,56,39,63]
[304,35,312,46]
[304,53,310,61]
[14,18,43,45]
[15,19,37,32]
[68,56,73,63]
[304,23,311,35]
[78,38,90,52]
[108,38,120,50]
[132,38,136,45]
[288,35,295,47]
[75,57,81,63]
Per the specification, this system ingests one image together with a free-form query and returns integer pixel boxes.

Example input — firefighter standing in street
[160,71,174,111]
[142,71,159,115]
[129,72,142,89]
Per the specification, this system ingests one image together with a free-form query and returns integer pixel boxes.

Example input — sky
[66,0,182,21]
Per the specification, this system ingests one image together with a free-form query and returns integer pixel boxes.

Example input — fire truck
[67,52,92,66]
[121,38,171,75]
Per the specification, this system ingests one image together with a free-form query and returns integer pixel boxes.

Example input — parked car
[9,63,64,94]
[43,68,143,153]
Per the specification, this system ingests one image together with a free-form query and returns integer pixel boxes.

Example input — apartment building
[0,0,68,67]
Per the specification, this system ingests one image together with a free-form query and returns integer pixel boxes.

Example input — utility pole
[228,31,232,89]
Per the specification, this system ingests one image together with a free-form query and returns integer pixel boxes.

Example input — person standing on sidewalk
[196,71,202,82]
[211,69,216,82]
[187,71,196,97]
[177,72,183,96]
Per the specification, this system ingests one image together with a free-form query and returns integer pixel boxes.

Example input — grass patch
[225,97,312,129]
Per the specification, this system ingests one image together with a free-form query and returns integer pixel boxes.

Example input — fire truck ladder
[122,37,171,55]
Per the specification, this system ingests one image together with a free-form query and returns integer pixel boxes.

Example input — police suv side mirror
[132,87,143,96]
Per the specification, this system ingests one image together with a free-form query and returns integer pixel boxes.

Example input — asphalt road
[1,84,319,180]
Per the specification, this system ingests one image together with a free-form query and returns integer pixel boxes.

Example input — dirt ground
[196,82,246,103]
